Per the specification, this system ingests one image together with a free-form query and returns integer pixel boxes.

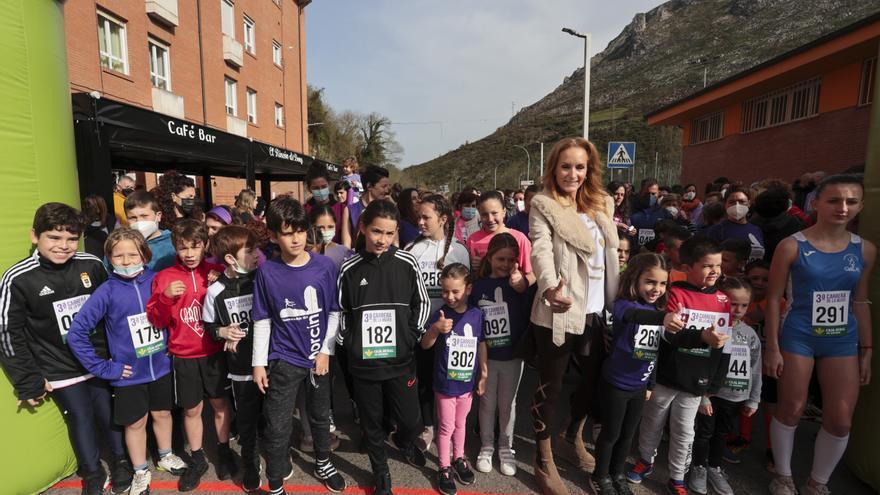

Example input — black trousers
[594,379,646,478]
[693,396,742,468]
[231,380,263,471]
[352,372,422,474]
[416,346,436,428]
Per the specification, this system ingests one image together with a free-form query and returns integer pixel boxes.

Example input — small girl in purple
[422,263,487,495]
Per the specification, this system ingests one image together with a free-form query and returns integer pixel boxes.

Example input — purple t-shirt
[469,276,529,361]
[252,253,340,369]
[705,219,766,261]
[428,306,484,397]
[602,298,660,391]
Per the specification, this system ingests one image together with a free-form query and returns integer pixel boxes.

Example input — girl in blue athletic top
[763,174,876,495]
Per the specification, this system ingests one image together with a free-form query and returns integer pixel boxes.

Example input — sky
[306,0,666,167]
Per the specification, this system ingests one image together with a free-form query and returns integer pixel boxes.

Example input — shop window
[98,11,128,74]
[690,111,723,145]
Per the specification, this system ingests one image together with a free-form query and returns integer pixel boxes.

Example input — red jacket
[147,259,224,359]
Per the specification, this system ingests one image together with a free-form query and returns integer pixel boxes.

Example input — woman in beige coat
[529,137,620,495]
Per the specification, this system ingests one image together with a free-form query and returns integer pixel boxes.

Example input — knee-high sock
[770,417,796,477]
[810,428,849,485]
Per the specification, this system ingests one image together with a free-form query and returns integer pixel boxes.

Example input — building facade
[64,0,313,205]
[647,14,878,190]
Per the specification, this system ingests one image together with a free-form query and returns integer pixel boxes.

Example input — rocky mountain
[402,0,880,191]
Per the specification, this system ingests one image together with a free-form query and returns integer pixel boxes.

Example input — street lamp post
[493,163,503,189]
[562,28,591,140]
[514,145,530,184]
[457,176,465,192]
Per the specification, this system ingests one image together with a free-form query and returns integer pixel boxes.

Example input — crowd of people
[0,140,872,495]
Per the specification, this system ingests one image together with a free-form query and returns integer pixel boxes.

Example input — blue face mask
[312,187,331,202]
[113,264,144,278]
[648,195,658,207]
[461,207,478,220]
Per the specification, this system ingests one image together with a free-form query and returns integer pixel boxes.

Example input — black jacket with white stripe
[337,246,429,381]
[0,251,108,400]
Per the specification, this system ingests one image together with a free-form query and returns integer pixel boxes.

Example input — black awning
[252,142,341,181]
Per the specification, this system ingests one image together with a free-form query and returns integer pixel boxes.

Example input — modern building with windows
[646,13,878,189]
[64,0,326,207]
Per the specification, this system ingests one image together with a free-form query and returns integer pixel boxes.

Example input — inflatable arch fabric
[0,0,81,492]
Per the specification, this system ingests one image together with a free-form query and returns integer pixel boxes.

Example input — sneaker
[82,467,109,495]
[613,474,634,495]
[242,463,262,493]
[157,453,188,476]
[216,444,240,481]
[625,459,654,484]
[498,446,516,476]
[109,456,133,494]
[178,456,208,492]
[727,436,750,454]
[475,446,493,473]
[722,446,741,464]
[765,449,776,474]
[438,467,457,495]
[373,471,393,495]
[404,443,427,468]
[329,410,337,433]
[666,479,688,495]
[707,466,734,495]
[769,475,798,495]
[801,482,832,495]
[688,465,707,495]
[314,459,346,493]
[592,475,618,495]
[452,457,475,485]
[416,426,434,452]
[129,469,151,495]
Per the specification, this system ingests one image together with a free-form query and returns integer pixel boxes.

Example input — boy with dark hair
[721,238,751,278]
[0,203,130,495]
[506,185,538,237]
[628,236,732,495]
[124,190,176,271]
[202,225,263,492]
[146,219,233,491]
[252,197,346,495]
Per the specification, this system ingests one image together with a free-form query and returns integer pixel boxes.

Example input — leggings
[594,379,646,478]
[52,378,126,473]
[436,392,473,468]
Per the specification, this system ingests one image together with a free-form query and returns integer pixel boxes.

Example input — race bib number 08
[447,335,478,381]
[362,310,396,359]
[482,303,511,348]
[54,295,89,343]
[812,291,849,337]
[632,325,662,361]
[725,344,750,390]
[128,312,165,357]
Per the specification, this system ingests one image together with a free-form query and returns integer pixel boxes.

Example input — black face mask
[180,198,197,214]
[121,188,135,197]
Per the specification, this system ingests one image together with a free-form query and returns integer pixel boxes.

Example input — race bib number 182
[362,310,397,359]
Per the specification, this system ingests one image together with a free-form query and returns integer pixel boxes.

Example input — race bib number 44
[362,310,396,359]
[678,309,730,357]
[54,295,89,343]
[633,325,662,361]
[482,303,511,348]
[128,312,165,357]
[812,291,849,337]
[725,344,750,390]
[447,335,478,381]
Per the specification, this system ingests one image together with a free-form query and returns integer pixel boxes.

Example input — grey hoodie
[715,320,763,409]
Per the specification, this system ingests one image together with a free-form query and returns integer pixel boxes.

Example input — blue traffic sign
[607,141,636,169]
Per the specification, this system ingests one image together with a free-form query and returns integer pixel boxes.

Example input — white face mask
[130,220,159,239]
[666,207,679,217]
[516,200,525,212]
[233,260,254,275]
[727,204,749,221]
[113,263,144,278]
[320,229,335,244]
[683,191,696,201]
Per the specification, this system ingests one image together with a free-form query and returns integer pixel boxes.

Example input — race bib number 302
[447,335,478,381]
[128,312,165,357]
[812,291,849,337]
[362,310,397,359]
[54,295,89,343]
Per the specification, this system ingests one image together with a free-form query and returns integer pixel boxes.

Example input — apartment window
[221,0,235,37]
[246,89,257,124]
[272,40,282,66]
[97,11,128,74]
[243,16,255,54]
[689,112,724,145]
[225,77,237,116]
[741,77,821,133]
[274,103,284,127]
[148,40,171,90]
[860,57,876,106]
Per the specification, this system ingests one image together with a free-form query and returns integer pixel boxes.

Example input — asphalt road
[48,364,876,494]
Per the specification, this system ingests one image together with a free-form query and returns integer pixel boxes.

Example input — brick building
[646,13,878,190]
[64,0,325,207]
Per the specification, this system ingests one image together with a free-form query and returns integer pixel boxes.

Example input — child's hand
[742,406,757,417]
[645,389,652,401]
[207,270,221,283]
[663,305,685,333]
[699,401,714,416]
[120,364,133,379]
[219,325,246,342]
[315,352,330,376]
[224,340,239,353]
[700,325,729,349]
[253,366,269,394]
[509,262,526,293]
[476,377,487,396]
[164,280,187,298]
[16,379,52,407]
[433,311,453,334]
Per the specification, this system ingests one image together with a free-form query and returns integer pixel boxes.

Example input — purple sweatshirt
[428,306,484,397]
[601,298,665,391]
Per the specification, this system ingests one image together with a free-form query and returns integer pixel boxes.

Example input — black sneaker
[82,466,108,495]
[373,471,393,495]
[592,475,618,495]
[451,457,475,485]
[109,456,132,494]
[216,444,240,481]
[613,474,634,495]
[404,443,426,468]
[178,456,209,492]
[314,459,346,493]
[242,463,262,493]
[438,467,457,495]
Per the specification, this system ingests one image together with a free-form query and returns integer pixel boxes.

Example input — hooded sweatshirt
[68,269,171,387]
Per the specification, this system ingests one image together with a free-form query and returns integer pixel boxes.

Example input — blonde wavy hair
[541,137,607,216]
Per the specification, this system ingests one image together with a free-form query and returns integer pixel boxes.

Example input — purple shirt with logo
[428,306,484,397]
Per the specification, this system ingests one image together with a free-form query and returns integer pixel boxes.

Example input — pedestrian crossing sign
[607,141,636,169]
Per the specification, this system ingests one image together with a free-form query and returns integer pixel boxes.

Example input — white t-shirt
[579,213,606,315]
[406,236,471,314]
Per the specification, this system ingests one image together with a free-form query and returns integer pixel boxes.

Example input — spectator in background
[153,170,198,231]
[397,187,422,247]
[681,183,703,225]
[608,181,636,243]
[699,201,726,232]
[340,156,363,206]
[751,187,806,263]
[113,175,136,228]
[205,206,234,239]
[82,194,111,257]
[334,182,349,205]
[802,170,827,216]
[232,189,257,224]
[305,165,345,242]
[340,165,391,248]
[507,185,538,238]
[630,178,671,248]
[454,191,481,244]
[660,193,695,233]
[706,184,766,262]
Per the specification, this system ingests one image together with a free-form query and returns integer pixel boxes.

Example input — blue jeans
[52,378,125,473]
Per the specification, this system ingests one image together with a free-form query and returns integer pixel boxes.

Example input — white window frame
[741,77,821,133]
[274,103,284,127]
[243,15,256,54]
[221,0,235,37]
[859,57,876,106]
[690,111,724,145]
[272,40,282,66]
[225,77,238,116]
[97,11,129,74]
[246,88,257,124]
[148,39,171,90]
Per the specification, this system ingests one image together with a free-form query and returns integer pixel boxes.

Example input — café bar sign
[167,120,217,144]
[268,146,305,164]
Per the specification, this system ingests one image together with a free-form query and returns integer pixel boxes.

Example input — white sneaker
[157,453,187,476]
[801,482,832,495]
[475,446,493,473]
[707,466,734,495]
[416,426,434,452]
[498,446,516,476]
[770,475,798,495]
[129,469,151,495]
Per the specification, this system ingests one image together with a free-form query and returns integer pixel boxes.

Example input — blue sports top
[781,232,863,340]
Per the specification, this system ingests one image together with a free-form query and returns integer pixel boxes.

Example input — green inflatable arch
[0,0,81,492]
